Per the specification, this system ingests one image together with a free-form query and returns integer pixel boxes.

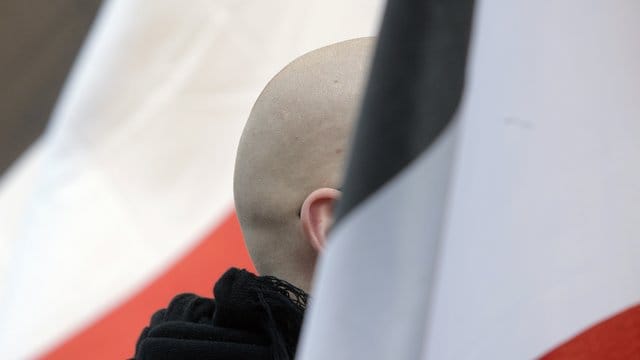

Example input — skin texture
[233,37,374,292]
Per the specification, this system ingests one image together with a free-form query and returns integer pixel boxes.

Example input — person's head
[233,37,374,292]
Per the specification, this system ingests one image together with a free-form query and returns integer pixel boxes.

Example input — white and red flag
[0,1,383,358]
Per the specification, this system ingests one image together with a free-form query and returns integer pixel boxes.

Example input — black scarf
[133,268,309,360]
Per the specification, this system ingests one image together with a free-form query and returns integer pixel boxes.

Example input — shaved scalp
[233,38,374,290]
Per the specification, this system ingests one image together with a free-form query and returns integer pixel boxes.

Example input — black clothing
[133,268,309,360]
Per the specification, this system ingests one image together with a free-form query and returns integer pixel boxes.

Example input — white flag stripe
[0,140,47,292]
[424,1,640,358]
[298,125,457,360]
[0,1,384,358]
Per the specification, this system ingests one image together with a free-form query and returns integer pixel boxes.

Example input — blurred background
[0,1,384,358]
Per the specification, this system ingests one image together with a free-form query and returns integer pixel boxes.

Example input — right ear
[300,188,341,253]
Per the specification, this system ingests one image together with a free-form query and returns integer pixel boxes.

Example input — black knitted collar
[134,268,309,360]
[213,268,309,359]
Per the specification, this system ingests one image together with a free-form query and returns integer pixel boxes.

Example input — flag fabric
[298,0,640,359]
[0,1,384,359]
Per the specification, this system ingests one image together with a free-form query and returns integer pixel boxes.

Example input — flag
[0,0,384,358]
[298,0,640,359]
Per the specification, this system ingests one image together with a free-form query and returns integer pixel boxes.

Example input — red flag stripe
[542,303,640,359]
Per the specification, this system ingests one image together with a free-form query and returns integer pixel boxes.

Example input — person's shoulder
[133,293,216,358]
[132,269,274,360]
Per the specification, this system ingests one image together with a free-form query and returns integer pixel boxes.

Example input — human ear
[300,188,341,252]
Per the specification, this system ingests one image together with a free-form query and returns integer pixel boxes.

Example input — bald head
[234,38,374,291]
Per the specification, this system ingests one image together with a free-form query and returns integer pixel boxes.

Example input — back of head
[233,38,374,291]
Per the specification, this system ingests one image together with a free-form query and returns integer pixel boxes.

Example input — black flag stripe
[336,0,475,221]
[0,0,103,176]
